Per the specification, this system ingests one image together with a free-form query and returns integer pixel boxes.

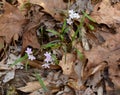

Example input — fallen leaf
[84,27,120,90]
[22,5,44,50]
[0,2,27,43]
[7,53,24,69]
[0,64,10,70]
[22,25,40,50]
[29,0,67,21]
[17,81,48,92]
[59,53,76,76]
[91,0,120,27]
[0,37,4,52]
[29,89,46,95]
[67,79,86,90]
[84,30,120,67]
[70,0,93,14]
[3,70,15,83]
[0,56,9,70]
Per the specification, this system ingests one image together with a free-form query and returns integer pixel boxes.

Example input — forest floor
[0,0,120,95]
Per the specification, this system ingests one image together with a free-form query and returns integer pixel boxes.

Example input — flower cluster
[25,47,36,61]
[42,52,53,68]
[67,10,80,25]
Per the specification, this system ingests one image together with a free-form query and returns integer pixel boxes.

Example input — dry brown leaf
[29,89,46,95]
[59,53,76,76]
[29,0,67,21]
[91,0,120,27]
[85,31,120,67]
[22,5,44,50]
[17,81,48,92]
[84,27,120,90]
[0,56,9,70]
[0,2,27,43]
[67,79,86,90]
[22,25,40,49]
[110,76,120,89]
[0,64,10,70]
[0,37,4,51]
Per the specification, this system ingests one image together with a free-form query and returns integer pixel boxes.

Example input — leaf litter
[0,0,120,95]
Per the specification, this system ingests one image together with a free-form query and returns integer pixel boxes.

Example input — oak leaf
[91,0,120,27]
[0,2,27,43]
[29,0,67,21]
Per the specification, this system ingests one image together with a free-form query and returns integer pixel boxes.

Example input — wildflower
[28,54,36,61]
[25,47,32,55]
[68,10,75,15]
[42,63,50,68]
[69,10,75,19]
[68,10,80,19]
[44,52,53,63]
[66,18,73,25]
[25,47,36,61]
[67,9,80,25]
[72,13,80,19]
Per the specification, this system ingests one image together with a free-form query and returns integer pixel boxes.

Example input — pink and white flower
[25,47,33,55]
[42,63,50,68]
[44,52,53,63]
[25,47,36,61]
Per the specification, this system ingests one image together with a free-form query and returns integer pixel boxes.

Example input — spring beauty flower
[66,18,73,25]
[67,9,80,25]
[42,52,53,68]
[28,54,36,61]
[44,52,53,63]
[42,63,50,68]
[25,47,32,55]
[25,47,36,61]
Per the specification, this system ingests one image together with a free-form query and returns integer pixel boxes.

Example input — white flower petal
[28,54,36,61]
[67,18,73,25]
[25,47,33,55]
[42,63,50,68]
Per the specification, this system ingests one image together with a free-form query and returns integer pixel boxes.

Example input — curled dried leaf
[59,53,76,76]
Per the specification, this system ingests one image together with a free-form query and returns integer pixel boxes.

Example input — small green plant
[72,11,95,41]
[72,14,85,41]
[41,40,61,49]
[46,20,69,42]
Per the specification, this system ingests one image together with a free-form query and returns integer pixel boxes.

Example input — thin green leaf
[47,29,60,37]
[25,60,29,71]
[41,40,61,49]
[10,54,28,67]
[62,20,67,33]
[72,15,85,41]
[47,29,66,41]
[82,11,96,22]
[51,54,59,65]
[35,73,48,92]
[88,24,94,30]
